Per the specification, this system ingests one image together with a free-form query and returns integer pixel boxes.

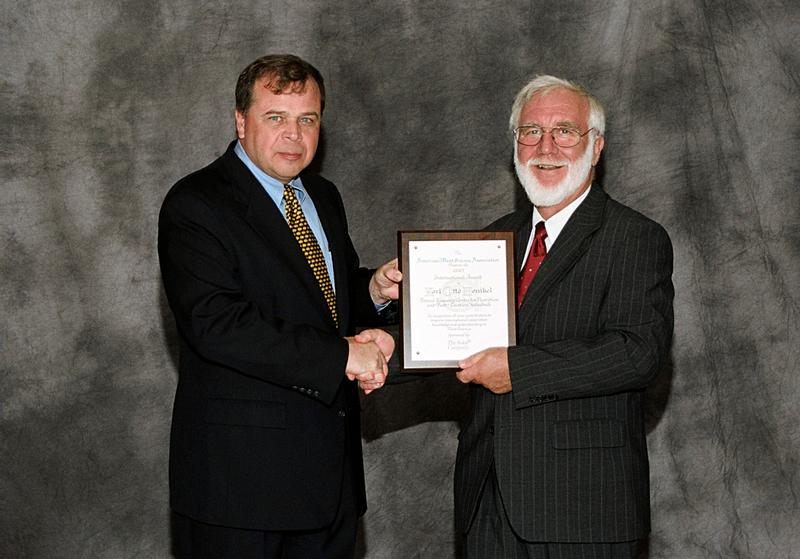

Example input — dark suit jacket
[158,142,382,531]
[454,186,674,542]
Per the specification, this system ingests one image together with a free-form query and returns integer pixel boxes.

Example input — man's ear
[592,135,604,166]
[235,110,246,139]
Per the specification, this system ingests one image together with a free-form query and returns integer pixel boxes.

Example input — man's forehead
[258,75,314,95]
[250,76,321,112]
[523,89,589,119]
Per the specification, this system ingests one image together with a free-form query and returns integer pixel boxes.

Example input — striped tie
[283,184,337,326]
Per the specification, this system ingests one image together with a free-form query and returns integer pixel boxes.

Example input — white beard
[515,143,594,208]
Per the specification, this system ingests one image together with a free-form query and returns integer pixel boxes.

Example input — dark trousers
[464,466,641,559]
[172,460,358,559]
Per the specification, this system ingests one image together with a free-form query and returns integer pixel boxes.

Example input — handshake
[343,257,402,394]
[341,258,401,394]
[345,328,395,395]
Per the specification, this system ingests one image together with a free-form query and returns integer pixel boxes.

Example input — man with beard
[453,75,675,557]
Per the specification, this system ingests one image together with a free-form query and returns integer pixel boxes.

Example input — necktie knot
[533,221,548,256]
[283,184,301,224]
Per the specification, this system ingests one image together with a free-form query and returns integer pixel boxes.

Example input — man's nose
[537,131,557,154]
[283,119,301,140]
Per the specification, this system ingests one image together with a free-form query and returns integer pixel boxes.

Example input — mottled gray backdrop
[2,1,798,557]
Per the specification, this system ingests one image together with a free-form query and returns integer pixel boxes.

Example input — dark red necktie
[517,221,547,307]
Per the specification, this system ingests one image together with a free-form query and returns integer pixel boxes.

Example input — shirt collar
[532,185,591,246]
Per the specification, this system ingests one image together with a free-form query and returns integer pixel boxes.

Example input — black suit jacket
[454,186,674,542]
[158,142,381,531]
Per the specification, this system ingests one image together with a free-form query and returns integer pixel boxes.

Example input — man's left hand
[369,258,402,305]
[456,347,512,394]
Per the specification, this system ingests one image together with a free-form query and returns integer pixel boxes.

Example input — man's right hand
[345,328,395,394]
[345,338,387,381]
[354,328,395,362]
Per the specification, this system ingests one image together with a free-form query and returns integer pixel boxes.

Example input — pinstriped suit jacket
[454,186,674,543]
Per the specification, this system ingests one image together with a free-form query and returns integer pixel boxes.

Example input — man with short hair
[158,54,398,559]
[453,75,675,557]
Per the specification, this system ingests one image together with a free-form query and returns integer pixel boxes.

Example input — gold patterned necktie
[283,184,338,326]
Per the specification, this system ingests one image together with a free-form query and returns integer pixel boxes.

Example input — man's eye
[557,128,575,136]
[268,115,283,123]
[299,117,316,126]
[526,128,542,136]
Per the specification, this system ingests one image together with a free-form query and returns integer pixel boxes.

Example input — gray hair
[509,75,605,136]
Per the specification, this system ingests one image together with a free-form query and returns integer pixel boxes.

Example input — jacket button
[489,425,495,434]
[338,410,346,417]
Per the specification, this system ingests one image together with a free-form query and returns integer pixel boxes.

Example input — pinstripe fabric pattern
[465,468,640,558]
[455,186,674,544]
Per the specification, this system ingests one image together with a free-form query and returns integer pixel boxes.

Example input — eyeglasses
[513,125,594,148]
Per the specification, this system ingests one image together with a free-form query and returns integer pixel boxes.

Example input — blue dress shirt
[234,141,336,292]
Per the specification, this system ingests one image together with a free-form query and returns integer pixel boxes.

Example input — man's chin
[517,175,571,207]
[516,155,594,209]
[529,168,567,187]
[523,188,570,208]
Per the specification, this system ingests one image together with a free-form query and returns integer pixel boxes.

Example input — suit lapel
[220,146,338,329]
[518,187,607,320]
[514,210,534,270]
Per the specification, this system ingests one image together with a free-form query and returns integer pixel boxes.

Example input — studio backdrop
[1,1,798,557]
